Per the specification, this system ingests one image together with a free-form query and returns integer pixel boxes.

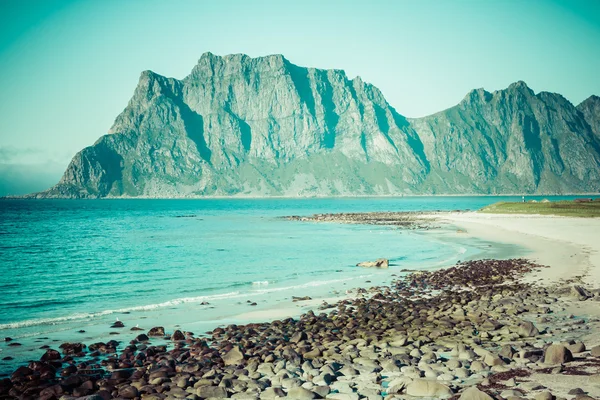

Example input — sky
[0,0,599,194]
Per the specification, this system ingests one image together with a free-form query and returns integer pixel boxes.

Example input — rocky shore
[3,258,600,400]
[283,212,438,230]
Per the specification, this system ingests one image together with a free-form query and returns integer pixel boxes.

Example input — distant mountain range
[28,53,600,198]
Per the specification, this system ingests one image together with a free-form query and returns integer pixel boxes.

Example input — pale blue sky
[0,0,599,173]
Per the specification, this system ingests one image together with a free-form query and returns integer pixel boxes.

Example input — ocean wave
[0,291,242,330]
[251,275,373,294]
[252,281,269,286]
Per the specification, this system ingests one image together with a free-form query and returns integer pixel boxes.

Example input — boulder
[459,386,495,400]
[571,285,592,301]
[517,321,539,337]
[148,326,165,336]
[405,379,453,398]
[118,385,139,399]
[172,330,185,341]
[543,344,573,365]
[223,346,245,366]
[356,258,389,268]
[197,385,228,398]
[533,391,553,400]
[287,386,316,399]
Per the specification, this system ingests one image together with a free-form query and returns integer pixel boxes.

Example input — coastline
[427,212,600,286]
[3,210,600,399]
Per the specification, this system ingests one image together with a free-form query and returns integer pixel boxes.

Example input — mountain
[30,53,600,198]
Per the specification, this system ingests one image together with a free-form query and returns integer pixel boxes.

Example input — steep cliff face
[578,95,600,139]
[409,82,600,194]
[34,54,600,198]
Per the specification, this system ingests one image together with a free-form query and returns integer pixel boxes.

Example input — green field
[480,199,600,217]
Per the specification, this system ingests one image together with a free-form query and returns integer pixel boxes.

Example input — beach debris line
[3,258,600,399]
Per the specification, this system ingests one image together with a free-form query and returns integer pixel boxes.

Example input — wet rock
[40,348,61,362]
[172,330,185,341]
[59,342,84,355]
[293,296,312,302]
[148,326,165,336]
[357,258,389,268]
[543,344,573,365]
[135,333,149,341]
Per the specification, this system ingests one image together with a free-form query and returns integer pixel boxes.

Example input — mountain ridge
[25,53,600,198]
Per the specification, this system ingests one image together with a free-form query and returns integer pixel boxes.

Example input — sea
[0,196,578,375]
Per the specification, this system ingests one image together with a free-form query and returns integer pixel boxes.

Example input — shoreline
[3,212,600,399]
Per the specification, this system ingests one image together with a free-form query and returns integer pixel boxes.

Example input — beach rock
[543,344,573,365]
[566,342,586,354]
[172,330,185,340]
[40,349,61,361]
[459,386,495,400]
[534,391,553,400]
[405,379,453,398]
[290,331,307,344]
[591,345,600,356]
[118,385,139,399]
[357,259,389,268]
[111,320,124,328]
[197,385,228,398]
[517,321,539,337]
[500,389,523,398]
[387,377,413,394]
[223,346,245,366]
[59,342,84,355]
[571,285,592,301]
[135,333,149,341]
[260,387,286,399]
[287,386,316,399]
[148,326,165,336]
[326,393,359,400]
[292,296,312,302]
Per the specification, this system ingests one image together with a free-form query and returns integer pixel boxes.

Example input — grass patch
[480,199,600,217]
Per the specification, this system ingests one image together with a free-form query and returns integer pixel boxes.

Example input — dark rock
[148,326,165,336]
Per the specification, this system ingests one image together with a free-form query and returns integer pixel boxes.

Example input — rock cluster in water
[3,258,600,399]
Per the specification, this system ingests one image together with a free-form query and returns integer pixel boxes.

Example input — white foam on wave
[251,274,374,294]
[0,291,243,330]
[252,281,269,286]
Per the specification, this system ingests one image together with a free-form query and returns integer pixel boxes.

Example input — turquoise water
[0,196,577,373]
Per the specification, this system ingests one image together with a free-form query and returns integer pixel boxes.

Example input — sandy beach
[430,212,600,286]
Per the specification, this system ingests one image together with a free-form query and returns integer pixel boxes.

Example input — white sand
[429,212,600,286]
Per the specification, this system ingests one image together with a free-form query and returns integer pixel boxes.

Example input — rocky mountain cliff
[32,53,600,198]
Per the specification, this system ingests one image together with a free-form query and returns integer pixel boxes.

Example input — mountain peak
[506,80,535,96]
[31,54,600,199]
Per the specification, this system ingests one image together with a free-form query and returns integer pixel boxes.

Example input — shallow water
[0,196,577,374]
